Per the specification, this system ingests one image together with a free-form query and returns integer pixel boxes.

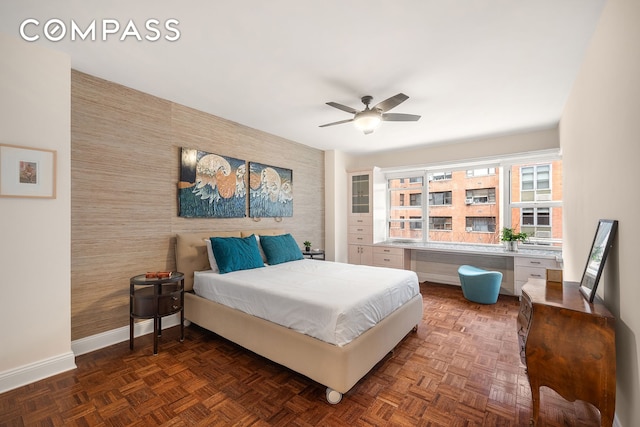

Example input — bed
[176,229,423,403]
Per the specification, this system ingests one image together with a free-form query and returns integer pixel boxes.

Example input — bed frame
[176,229,423,403]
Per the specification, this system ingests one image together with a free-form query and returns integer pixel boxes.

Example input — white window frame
[386,172,427,240]
[383,150,562,248]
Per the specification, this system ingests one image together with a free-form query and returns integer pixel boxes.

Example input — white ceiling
[0,1,605,154]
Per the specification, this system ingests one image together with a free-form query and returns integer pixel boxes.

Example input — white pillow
[254,234,268,263]
[204,238,219,273]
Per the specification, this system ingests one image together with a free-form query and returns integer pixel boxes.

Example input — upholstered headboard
[176,229,285,291]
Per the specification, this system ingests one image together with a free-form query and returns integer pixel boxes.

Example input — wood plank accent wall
[71,70,324,340]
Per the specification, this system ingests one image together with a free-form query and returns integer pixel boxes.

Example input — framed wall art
[0,143,57,199]
[248,162,293,218]
[178,148,246,218]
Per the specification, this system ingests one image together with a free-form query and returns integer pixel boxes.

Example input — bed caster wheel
[326,388,342,404]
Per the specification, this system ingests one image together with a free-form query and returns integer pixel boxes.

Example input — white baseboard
[0,351,76,394]
[0,315,183,394]
[72,313,182,356]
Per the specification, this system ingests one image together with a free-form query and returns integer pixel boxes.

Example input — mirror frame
[579,219,618,303]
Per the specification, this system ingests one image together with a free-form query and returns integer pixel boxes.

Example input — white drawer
[514,257,558,269]
[348,215,373,226]
[515,266,547,282]
[348,233,372,245]
[373,246,404,257]
[373,252,405,269]
[348,225,370,235]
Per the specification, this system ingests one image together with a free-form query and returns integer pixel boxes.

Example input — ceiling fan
[319,93,420,134]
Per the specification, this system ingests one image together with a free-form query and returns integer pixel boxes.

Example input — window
[521,207,552,242]
[387,175,424,240]
[384,155,562,247]
[429,216,452,231]
[466,217,496,232]
[429,171,452,181]
[466,168,496,177]
[465,188,496,204]
[428,170,499,243]
[510,161,562,246]
[429,191,452,205]
[521,164,551,201]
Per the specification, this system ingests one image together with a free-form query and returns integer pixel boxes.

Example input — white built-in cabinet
[514,255,561,295]
[348,244,373,265]
[347,170,409,269]
[373,246,411,270]
[348,171,373,265]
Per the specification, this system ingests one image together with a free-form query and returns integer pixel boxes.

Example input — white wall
[324,150,348,262]
[0,33,74,392]
[560,0,640,425]
[345,126,559,171]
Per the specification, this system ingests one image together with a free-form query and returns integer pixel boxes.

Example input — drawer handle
[384,258,391,262]
[356,219,363,223]
[530,261,541,264]
[531,274,542,278]
[383,249,390,252]
[357,228,363,232]
[357,237,363,240]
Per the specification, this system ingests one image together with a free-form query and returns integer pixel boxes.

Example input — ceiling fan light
[354,111,381,133]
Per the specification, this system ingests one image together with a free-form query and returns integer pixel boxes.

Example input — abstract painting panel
[248,162,293,218]
[178,148,246,218]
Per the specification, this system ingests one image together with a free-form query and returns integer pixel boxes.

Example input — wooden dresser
[518,279,616,426]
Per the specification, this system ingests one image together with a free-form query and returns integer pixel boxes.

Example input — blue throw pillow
[259,233,304,265]
[209,235,265,274]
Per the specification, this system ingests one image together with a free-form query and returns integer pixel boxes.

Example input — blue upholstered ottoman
[457,265,502,304]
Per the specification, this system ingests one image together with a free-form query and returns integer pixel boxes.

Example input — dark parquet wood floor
[1,283,603,426]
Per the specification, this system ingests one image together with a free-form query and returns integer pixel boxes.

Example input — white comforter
[193,259,420,346]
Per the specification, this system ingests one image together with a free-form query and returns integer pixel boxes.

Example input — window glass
[429,172,452,181]
[427,169,500,243]
[385,157,562,247]
[465,216,497,232]
[388,176,424,240]
[429,216,452,231]
[465,188,496,204]
[511,161,562,246]
[466,168,496,177]
[429,191,452,205]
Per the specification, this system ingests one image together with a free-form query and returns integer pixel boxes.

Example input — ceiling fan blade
[326,102,358,114]
[319,118,354,128]
[372,93,409,112]
[382,113,421,122]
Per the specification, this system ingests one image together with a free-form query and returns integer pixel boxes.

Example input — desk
[377,241,562,295]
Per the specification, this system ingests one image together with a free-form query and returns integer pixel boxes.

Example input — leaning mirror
[579,219,618,303]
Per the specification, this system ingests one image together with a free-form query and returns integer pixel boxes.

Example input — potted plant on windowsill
[501,228,528,252]
[303,241,312,252]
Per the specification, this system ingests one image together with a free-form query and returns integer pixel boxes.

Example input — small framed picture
[0,144,57,199]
